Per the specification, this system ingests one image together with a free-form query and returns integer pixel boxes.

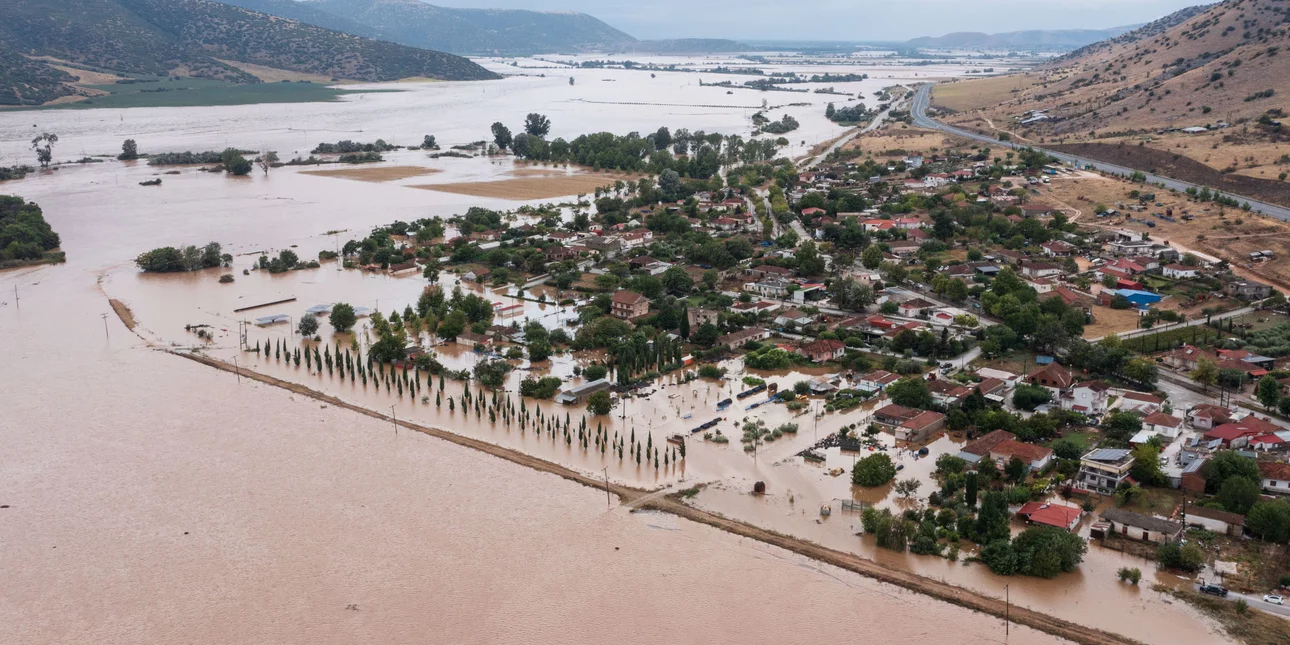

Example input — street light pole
[390,405,398,437]
[1004,584,1010,637]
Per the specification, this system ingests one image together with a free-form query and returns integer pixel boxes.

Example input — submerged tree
[31,132,57,168]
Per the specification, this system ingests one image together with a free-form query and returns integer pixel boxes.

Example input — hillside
[906,26,1143,51]
[931,0,1290,205]
[300,0,636,54]
[0,0,497,106]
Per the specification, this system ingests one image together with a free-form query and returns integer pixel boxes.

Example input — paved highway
[909,84,1290,224]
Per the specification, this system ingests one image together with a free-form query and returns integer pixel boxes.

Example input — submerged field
[24,77,384,111]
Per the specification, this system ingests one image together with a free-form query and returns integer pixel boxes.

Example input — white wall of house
[1183,513,1233,535]
[1262,477,1290,494]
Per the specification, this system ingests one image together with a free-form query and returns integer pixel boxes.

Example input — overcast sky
[441,0,1208,41]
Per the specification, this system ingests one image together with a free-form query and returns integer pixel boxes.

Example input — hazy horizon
[429,0,1208,41]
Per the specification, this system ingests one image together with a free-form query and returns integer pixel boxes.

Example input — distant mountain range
[905,26,1145,51]
[218,0,746,55]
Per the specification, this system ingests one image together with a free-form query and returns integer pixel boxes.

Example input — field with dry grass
[931,74,1044,112]
[300,166,440,183]
[840,127,968,157]
[412,173,633,200]
[217,60,339,84]
[1082,305,1144,339]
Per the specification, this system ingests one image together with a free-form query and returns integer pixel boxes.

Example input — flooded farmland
[0,54,1232,644]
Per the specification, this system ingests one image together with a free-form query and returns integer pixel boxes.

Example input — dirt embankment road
[174,349,1144,645]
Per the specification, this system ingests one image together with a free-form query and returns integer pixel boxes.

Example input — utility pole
[603,467,611,509]
[232,354,241,384]
[390,405,399,437]
[101,313,109,338]
[12,284,17,309]
[1004,584,1010,637]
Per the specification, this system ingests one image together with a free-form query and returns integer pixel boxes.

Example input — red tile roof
[610,290,649,305]
[901,410,946,431]
[1017,502,1083,530]
[991,439,1054,465]
[1259,461,1290,480]
[1143,412,1183,428]
[961,429,1016,457]
[1206,416,1282,442]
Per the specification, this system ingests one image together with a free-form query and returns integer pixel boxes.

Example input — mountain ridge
[0,0,498,106]
[906,25,1145,51]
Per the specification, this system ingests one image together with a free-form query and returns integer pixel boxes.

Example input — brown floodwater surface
[0,59,1234,644]
[1,266,1075,645]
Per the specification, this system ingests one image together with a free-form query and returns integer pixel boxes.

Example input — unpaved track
[174,349,1142,645]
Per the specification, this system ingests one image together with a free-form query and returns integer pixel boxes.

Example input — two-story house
[609,290,650,320]
[1060,380,1111,415]
[1078,448,1135,493]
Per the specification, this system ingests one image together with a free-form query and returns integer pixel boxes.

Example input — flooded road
[0,55,1228,644]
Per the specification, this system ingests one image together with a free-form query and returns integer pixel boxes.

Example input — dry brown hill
[940,0,1289,136]
[932,0,1290,203]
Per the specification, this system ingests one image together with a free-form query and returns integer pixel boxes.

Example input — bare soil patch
[1082,306,1142,339]
[413,174,633,200]
[301,166,441,183]
[109,299,136,330]
[508,168,574,177]
[1048,142,1290,209]
[216,60,337,84]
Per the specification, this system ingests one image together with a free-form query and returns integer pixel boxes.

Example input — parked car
[1265,594,1285,605]
[1200,584,1229,597]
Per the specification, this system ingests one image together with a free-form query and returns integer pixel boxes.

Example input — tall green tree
[1258,375,1281,410]
[524,113,551,137]
[330,303,357,333]
[1190,357,1219,393]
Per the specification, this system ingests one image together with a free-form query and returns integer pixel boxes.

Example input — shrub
[1117,567,1142,585]
[519,376,562,399]
[583,364,609,381]
[853,453,898,486]
[698,364,726,379]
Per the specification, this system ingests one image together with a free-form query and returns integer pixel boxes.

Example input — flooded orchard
[0,54,1232,644]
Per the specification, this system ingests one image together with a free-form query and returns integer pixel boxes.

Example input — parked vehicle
[1200,584,1229,597]
[1265,594,1285,605]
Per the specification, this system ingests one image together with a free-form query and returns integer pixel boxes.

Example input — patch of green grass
[1050,430,1099,451]
[31,77,398,110]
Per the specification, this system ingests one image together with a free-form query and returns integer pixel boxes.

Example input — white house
[1060,380,1111,415]
[898,298,935,317]
[1143,411,1185,439]
[1183,506,1245,537]
[774,308,813,328]
[857,370,901,393]
[1259,462,1290,494]
[1162,264,1199,279]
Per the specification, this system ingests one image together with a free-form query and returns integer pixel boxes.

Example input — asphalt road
[908,84,1290,224]
[1195,584,1290,619]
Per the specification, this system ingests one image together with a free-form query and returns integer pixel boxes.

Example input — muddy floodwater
[0,54,1229,644]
